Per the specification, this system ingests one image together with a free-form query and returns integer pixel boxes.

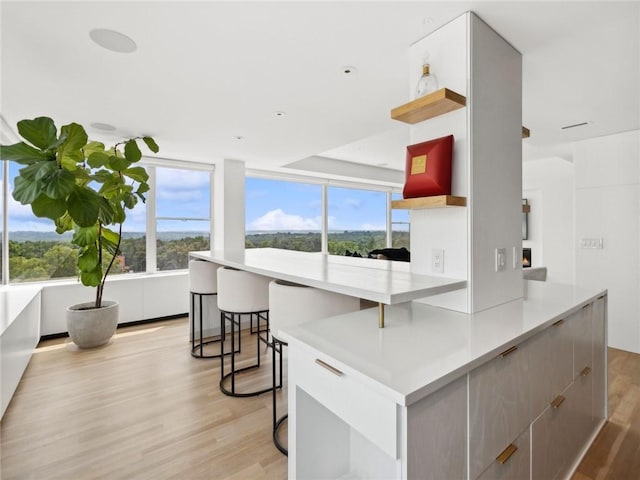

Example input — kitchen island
[190,249,466,325]
[280,281,607,480]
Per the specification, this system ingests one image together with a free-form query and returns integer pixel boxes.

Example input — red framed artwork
[402,134,454,199]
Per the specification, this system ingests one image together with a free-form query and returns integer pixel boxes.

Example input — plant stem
[97,221,123,309]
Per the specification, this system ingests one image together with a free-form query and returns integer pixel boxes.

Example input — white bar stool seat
[269,279,360,455]
[189,259,230,359]
[217,266,271,397]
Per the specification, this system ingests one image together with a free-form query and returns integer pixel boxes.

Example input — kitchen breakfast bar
[190,248,607,480]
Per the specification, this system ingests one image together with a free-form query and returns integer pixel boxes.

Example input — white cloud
[344,198,362,209]
[249,209,320,231]
[156,169,209,189]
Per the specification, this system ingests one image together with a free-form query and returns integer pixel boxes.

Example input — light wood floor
[1,318,638,480]
[0,318,288,480]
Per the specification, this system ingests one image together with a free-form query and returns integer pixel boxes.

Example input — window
[392,192,410,250]
[6,161,80,283]
[155,167,210,271]
[245,177,321,252]
[327,186,386,257]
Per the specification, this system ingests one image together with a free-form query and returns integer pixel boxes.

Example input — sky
[5,163,406,233]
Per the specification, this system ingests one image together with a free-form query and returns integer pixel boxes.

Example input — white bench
[1,285,42,419]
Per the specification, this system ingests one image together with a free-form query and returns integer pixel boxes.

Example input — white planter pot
[66,300,119,348]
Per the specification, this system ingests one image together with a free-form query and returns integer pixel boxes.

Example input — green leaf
[31,194,67,220]
[83,141,105,158]
[12,176,40,204]
[73,225,99,247]
[88,152,109,168]
[67,187,99,227]
[142,136,159,153]
[77,245,99,271]
[60,123,88,151]
[122,191,136,209]
[124,140,141,163]
[55,213,73,234]
[91,169,113,183]
[0,142,49,164]
[122,166,148,183]
[18,160,55,180]
[136,182,150,195]
[112,203,125,224]
[58,123,88,167]
[97,196,116,225]
[41,168,76,199]
[101,227,121,255]
[99,175,125,197]
[108,155,131,171]
[80,263,102,287]
[17,117,57,150]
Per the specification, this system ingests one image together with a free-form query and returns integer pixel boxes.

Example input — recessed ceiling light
[274,111,287,118]
[90,122,117,131]
[341,66,357,75]
[89,29,137,53]
[235,135,244,140]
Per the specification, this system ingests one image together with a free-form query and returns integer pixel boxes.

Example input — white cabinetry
[286,291,607,480]
[469,342,530,478]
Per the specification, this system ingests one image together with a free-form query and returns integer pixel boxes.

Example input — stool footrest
[273,414,288,456]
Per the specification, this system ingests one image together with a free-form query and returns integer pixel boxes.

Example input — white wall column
[212,159,246,257]
[407,12,523,313]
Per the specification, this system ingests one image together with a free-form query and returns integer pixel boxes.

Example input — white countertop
[280,281,607,406]
[0,284,42,334]
[190,248,466,304]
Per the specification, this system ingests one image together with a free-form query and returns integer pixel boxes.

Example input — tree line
[5,231,409,282]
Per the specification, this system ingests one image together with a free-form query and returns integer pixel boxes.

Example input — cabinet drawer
[476,427,530,480]
[292,343,398,459]
[572,304,593,378]
[469,342,530,479]
[532,382,577,480]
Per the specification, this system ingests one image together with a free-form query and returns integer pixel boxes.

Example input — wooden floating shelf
[391,195,467,210]
[522,126,530,139]
[391,88,466,124]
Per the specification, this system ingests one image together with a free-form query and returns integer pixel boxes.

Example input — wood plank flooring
[0,318,287,480]
[1,317,638,479]
[572,347,640,480]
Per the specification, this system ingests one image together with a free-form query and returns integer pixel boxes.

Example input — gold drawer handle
[315,359,344,377]
[552,319,565,327]
[598,295,606,300]
[582,304,590,310]
[581,366,592,377]
[499,345,518,358]
[496,443,518,464]
[551,395,566,409]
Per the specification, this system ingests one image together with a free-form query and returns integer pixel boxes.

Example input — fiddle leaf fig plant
[0,116,159,308]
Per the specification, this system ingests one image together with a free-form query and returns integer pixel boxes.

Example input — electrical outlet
[432,248,444,274]
[495,248,507,272]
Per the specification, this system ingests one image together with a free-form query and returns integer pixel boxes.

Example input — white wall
[522,157,575,284]
[574,129,640,353]
[40,272,189,336]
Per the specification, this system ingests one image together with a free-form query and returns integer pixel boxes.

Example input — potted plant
[0,117,158,348]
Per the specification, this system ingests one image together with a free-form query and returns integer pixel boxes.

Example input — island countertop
[280,280,607,406]
[190,248,466,305]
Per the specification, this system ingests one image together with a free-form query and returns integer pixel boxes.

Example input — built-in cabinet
[287,293,607,479]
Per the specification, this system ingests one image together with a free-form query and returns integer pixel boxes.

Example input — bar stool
[189,259,228,359]
[217,266,272,397]
[268,279,360,455]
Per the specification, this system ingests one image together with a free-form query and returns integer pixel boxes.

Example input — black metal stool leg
[219,309,273,398]
[272,336,288,456]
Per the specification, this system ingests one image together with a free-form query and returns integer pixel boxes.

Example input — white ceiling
[1,1,639,181]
